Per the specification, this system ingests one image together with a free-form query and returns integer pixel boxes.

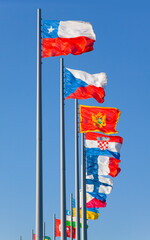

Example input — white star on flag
[48,26,55,33]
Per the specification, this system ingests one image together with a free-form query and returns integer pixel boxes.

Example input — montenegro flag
[79,105,121,134]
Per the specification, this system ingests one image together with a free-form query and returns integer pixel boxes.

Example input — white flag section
[85,139,122,153]
[98,156,110,176]
[86,174,113,194]
[66,68,107,89]
[58,21,96,40]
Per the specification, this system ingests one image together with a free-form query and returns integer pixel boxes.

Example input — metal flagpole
[70,193,73,240]
[32,229,34,240]
[43,222,45,240]
[36,8,43,240]
[20,236,22,240]
[60,58,66,240]
[75,99,80,240]
[81,133,87,240]
[53,214,56,240]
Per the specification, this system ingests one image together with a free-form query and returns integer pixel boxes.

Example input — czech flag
[42,20,96,57]
[79,105,121,134]
[65,68,107,103]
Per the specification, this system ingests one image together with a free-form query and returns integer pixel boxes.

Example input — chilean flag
[42,20,96,57]
[65,68,107,103]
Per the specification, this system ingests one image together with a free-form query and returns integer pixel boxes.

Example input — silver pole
[81,133,87,240]
[75,99,80,240]
[36,8,43,240]
[53,214,56,240]
[70,194,73,240]
[32,229,34,240]
[60,58,66,240]
[43,222,45,240]
[20,236,22,240]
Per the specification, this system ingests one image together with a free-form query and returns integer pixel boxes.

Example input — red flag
[56,219,76,239]
[79,105,121,134]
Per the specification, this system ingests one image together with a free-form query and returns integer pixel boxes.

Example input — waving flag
[34,235,51,240]
[73,208,99,220]
[65,68,107,103]
[87,156,121,178]
[56,219,76,239]
[66,216,82,228]
[43,20,96,57]
[79,105,121,134]
[86,175,113,194]
[86,192,106,208]
[85,132,123,160]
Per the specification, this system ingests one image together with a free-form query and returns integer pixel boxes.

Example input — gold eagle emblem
[92,113,106,128]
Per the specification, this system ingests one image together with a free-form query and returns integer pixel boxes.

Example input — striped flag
[65,68,107,103]
[43,20,96,57]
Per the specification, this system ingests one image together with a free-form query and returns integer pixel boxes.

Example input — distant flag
[79,190,106,208]
[86,192,107,208]
[42,20,96,57]
[79,105,121,134]
[34,235,51,240]
[66,215,82,228]
[85,132,123,160]
[65,68,107,103]
[86,175,113,194]
[55,219,76,239]
[73,207,99,220]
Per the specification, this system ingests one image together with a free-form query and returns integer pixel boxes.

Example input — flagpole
[32,229,34,240]
[53,214,56,240]
[60,58,66,240]
[43,222,45,240]
[36,8,43,240]
[75,99,80,240]
[81,133,87,240]
[70,193,73,240]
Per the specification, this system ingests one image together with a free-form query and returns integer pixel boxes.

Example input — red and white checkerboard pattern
[97,140,109,150]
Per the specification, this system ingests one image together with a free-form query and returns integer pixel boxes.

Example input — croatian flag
[43,20,96,58]
[85,132,123,160]
[65,68,107,103]
[87,155,121,178]
[86,175,113,194]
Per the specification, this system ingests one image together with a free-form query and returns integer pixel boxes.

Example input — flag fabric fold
[43,20,96,57]
[87,155,121,178]
[86,175,113,194]
[73,208,99,220]
[85,132,123,159]
[66,215,82,228]
[79,105,121,134]
[86,192,107,208]
[56,219,76,239]
[65,68,107,103]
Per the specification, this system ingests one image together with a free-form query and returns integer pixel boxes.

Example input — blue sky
[0,0,150,240]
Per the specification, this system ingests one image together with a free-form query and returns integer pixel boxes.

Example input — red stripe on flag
[85,132,123,144]
[42,37,95,57]
[109,158,121,177]
[66,85,105,103]
[87,199,107,208]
